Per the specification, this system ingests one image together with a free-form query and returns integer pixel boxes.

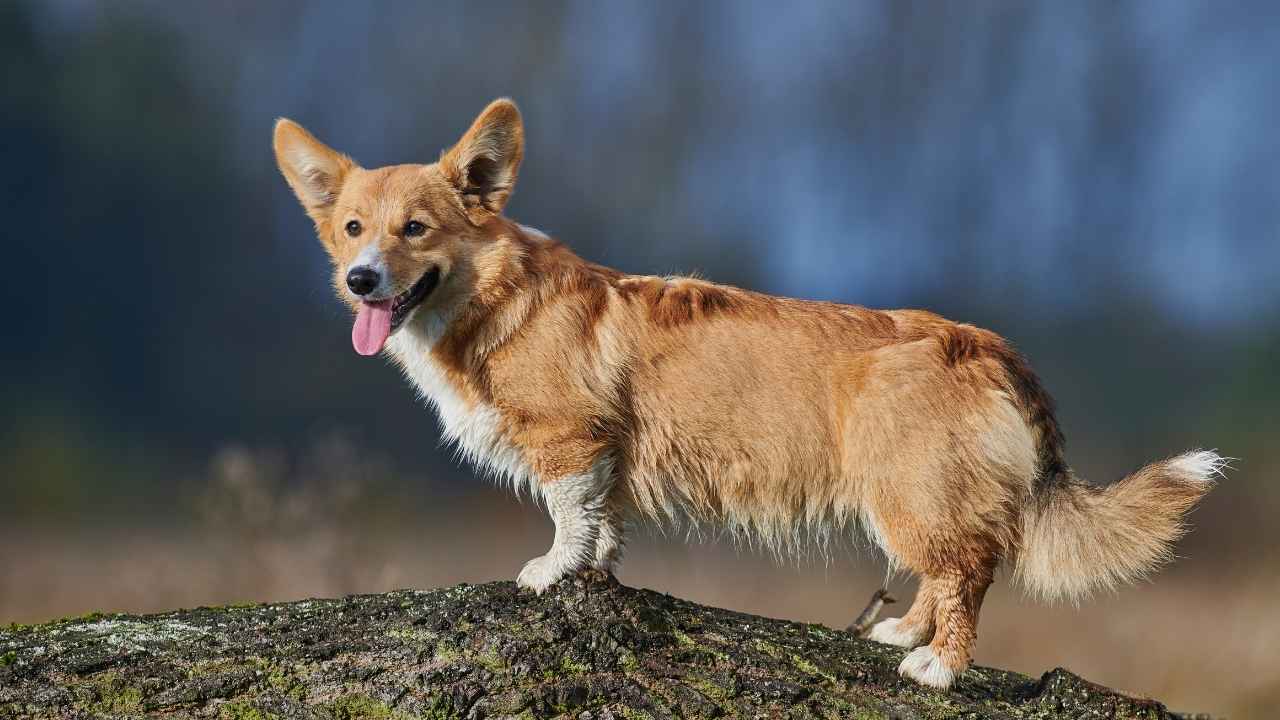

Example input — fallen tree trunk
[0,573,1209,719]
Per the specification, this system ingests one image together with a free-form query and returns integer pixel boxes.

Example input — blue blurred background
[2,2,1277,715]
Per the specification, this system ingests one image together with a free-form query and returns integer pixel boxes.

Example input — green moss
[64,611,108,624]
[475,647,508,672]
[672,628,697,647]
[836,708,885,720]
[0,651,16,666]
[84,672,143,714]
[617,649,640,673]
[751,638,782,658]
[418,691,461,720]
[747,638,778,655]
[264,661,306,701]
[432,641,460,663]
[670,627,730,665]
[386,627,434,643]
[328,693,404,720]
[187,657,251,678]
[2,622,31,633]
[813,694,894,720]
[219,700,274,720]
[690,676,734,702]
[559,655,590,675]
[806,623,832,638]
[790,653,836,684]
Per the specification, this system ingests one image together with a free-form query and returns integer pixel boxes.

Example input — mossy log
[0,574,1210,719]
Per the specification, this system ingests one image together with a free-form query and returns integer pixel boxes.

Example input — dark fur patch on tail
[936,324,1066,485]
[989,341,1066,484]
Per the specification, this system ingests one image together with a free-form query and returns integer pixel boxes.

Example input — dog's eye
[345,220,362,237]
[404,220,427,237]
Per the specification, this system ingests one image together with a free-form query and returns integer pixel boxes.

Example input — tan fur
[273,99,1222,688]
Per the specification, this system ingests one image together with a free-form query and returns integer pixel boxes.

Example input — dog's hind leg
[898,561,994,688]
[866,578,941,648]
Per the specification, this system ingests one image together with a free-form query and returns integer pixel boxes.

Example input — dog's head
[273,99,524,355]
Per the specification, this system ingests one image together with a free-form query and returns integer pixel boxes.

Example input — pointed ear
[273,118,356,224]
[439,98,524,223]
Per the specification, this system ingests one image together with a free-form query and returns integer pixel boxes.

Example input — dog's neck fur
[439,222,580,366]
[383,221,587,494]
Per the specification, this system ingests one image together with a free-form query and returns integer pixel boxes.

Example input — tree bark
[0,573,1211,719]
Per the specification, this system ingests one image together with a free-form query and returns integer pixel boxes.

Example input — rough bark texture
[0,574,1210,719]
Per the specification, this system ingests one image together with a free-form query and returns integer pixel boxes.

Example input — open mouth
[351,266,440,356]
[389,266,441,331]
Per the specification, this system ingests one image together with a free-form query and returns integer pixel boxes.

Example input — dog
[273,98,1222,688]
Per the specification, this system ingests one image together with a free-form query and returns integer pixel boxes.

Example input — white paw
[898,645,957,689]
[516,554,567,594]
[867,618,923,648]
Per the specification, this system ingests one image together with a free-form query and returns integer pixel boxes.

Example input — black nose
[346,266,380,296]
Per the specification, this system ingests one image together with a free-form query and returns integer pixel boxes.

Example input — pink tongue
[352,300,394,356]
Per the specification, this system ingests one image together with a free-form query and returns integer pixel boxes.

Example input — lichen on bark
[0,574,1211,719]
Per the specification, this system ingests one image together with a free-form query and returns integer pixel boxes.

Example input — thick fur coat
[274,99,1221,688]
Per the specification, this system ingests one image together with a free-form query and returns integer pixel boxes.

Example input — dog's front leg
[517,461,612,594]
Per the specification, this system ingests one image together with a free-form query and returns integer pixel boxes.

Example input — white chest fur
[386,323,540,498]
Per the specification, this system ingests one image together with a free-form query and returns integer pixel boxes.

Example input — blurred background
[2,1,1277,716]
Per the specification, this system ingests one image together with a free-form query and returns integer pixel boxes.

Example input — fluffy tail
[1014,450,1225,604]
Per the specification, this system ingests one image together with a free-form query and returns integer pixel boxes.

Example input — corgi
[273,98,1222,689]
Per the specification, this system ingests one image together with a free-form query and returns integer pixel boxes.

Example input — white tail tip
[1167,449,1231,486]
